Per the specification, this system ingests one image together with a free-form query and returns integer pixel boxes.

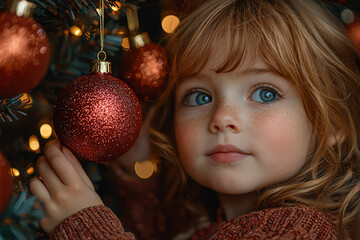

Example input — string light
[10,168,20,177]
[121,37,130,49]
[161,15,180,33]
[19,93,32,109]
[111,1,121,11]
[134,160,156,179]
[70,25,82,36]
[26,166,34,175]
[29,135,40,151]
[40,123,52,139]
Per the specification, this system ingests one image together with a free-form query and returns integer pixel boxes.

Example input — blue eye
[183,91,212,106]
[252,88,278,103]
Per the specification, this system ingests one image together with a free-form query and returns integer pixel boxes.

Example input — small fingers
[44,139,61,150]
[29,176,50,202]
[36,156,63,196]
[62,146,95,190]
[43,143,82,186]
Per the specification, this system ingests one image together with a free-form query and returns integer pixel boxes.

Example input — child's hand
[29,140,104,233]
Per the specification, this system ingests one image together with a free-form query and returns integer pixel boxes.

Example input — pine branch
[30,0,124,19]
[0,191,44,240]
[0,95,32,122]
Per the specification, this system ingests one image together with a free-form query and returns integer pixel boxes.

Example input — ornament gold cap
[90,60,112,74]
[129,32,151,49]
[6,0,36,18]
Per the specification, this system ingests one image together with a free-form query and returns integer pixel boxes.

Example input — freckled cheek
[252,111,310,162]
[174,115,203,164]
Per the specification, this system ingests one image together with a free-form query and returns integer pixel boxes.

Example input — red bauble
[348,22,360,53]
[118,43,168,102]
[0,151,13,215]
[53,72,142,162]
[0,11,50,98]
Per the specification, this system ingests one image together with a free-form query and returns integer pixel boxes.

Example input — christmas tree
[0,0,359,239]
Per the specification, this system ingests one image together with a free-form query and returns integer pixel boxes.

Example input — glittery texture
[118,43,168,102]
[0,11,50,98]
[0,151,13,215]
[53,73,142,162]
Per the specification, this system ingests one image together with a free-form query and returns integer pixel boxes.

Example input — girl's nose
[208,101,241,134]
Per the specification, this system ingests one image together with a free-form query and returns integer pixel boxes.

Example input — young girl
[30,0,360,239]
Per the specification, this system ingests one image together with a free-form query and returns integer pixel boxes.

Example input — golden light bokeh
[26,166,34,175]
[19,93,32,109]
[29,135,40,151]
[10,168,20,177]
[111,1,121,11]
[134,160,156,179]
[161,15,180,33]
[40,123,52,139]
[70,25,82,36]
[121,37,130,50]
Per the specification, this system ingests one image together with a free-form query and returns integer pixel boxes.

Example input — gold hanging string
[97,0,106,60]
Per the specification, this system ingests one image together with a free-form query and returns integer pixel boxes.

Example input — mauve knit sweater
[50,204,339,239]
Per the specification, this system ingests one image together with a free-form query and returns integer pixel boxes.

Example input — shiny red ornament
[118,43,168,102]
[0,11,50,98]
[53,72,142,162]
[0,151,13,215]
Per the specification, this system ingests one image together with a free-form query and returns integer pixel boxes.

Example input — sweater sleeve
[50,205,136,240]
[206,205,339,240]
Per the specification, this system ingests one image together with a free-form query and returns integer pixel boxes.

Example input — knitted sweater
[50,204,339,240]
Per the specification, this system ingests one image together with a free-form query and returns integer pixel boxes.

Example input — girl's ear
[328,126,346,147]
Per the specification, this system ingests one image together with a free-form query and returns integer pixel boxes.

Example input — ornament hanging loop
[97,50,107,61]
[97,0,107,61]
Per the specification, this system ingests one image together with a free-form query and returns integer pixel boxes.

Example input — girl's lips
[206,144,250,163]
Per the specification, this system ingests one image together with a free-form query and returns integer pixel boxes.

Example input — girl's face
[174,51,313,194]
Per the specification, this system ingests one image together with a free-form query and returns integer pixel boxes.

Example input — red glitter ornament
[117,33,168,102]
[53,61,142,162]
[0,1,50,99]
[0,151,13,215]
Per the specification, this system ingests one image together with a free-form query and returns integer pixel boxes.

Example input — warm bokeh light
[117,30,126,36]
[29,135,40,151]
[161,15,180,33]
[112,1,121,11]
[10,168,20,177]
[20,93,33,109]
[15,0,33,17]
[122,37,130,49]
[40,123,52,139]
[134,160,156,179]
[134,35,146,48]
[26,166,34,175]
[70,25,82,36]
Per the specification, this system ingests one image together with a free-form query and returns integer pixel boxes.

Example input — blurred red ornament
[0,1,50,98]
[0,151,13,215]
[53,61,142,162]
[348,22,360,53]
[118,34,168,102]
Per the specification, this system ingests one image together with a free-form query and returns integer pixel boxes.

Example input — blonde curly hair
[150,0,360,238]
